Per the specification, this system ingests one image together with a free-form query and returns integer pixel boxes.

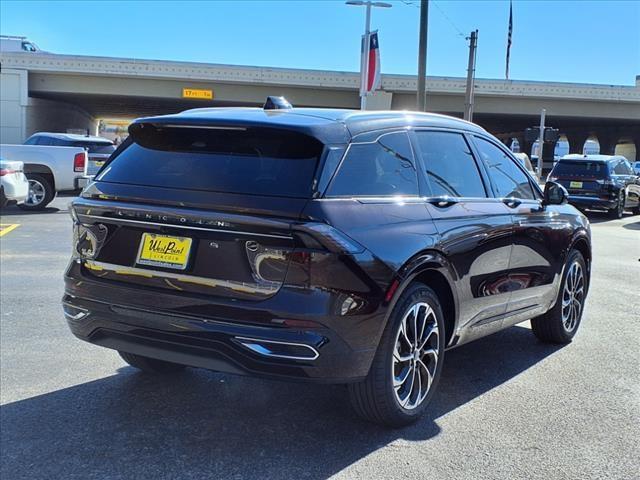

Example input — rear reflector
[385,278,400,303]
[74,152,87,172]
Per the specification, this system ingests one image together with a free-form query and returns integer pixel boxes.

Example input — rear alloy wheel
[119,351,186,374]
[609,191,625,219]
[18,174,55,211]
[348,283,445,427]
[531,250,587,344]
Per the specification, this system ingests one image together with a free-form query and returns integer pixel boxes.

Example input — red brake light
[74,152,86,173]
[0,169,18,176]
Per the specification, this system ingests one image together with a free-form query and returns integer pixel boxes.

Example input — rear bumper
[63,261,382,383]
[568,195,616,210]
[1,174,29,202]
[75,176,92,190]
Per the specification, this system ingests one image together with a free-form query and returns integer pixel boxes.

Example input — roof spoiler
[263,96,292,110]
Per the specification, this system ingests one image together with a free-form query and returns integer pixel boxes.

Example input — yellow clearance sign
[182,88,213,100]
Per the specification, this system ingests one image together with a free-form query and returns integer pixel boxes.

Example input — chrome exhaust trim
[235,336,319,361]
[62,303,90,321]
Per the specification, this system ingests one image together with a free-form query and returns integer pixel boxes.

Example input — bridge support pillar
[515,134,531,157]
[633,135,640,161]
[596,132,618,156]
[565,132,590,154]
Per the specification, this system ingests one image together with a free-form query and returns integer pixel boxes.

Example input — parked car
[0,144,87,210]
[0,159,29,207]
[548,154,640,218]
[513,152,537,179]
[63,100,592,427]
[24,132,116,177]
[633,161,640,175]
[0,35,41,52]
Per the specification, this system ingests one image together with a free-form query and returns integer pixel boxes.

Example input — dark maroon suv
[64,100,591,426]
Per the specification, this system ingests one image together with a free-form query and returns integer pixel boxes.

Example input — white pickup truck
[0,144,88,210]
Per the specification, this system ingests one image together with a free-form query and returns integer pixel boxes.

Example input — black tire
[608,191,625,219]
[0,189,7,209]
[531,250,587,344]
[18,173,55,211]
[348,282,445,427]
[118,351,186,373]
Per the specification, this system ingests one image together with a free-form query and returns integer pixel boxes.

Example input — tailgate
[556,176,602,195]
[72,198,298,301]
[86,153,112,176]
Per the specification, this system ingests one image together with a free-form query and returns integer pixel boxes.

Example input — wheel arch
[23,164,56,191]
[569,231,592,289]
[385,250,460,348]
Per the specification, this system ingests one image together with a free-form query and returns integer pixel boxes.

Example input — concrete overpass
[1,51,639,159]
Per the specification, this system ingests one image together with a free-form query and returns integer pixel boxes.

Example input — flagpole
[506,0,513,79]
[346,1,392,111]
[362,2,371,110]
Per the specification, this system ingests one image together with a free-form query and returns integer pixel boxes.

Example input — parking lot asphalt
[1,196,639,480]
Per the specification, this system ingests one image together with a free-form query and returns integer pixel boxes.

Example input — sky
[1,0,639,86]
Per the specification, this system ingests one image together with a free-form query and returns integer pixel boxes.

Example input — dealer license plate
[136,233,192,270]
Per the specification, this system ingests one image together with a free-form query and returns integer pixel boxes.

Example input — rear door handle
[427,196,458,208]
[502,197,522,208]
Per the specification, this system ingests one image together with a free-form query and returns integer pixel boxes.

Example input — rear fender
[379,250,460,347]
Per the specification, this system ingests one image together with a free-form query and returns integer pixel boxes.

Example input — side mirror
[543,181,568,206]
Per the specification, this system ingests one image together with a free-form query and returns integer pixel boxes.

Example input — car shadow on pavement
[622,220,640,230]
[0,325,563,480]
[0,205,61,216]
[583,210,634,224]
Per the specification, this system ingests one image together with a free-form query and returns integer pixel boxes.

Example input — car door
[623,159,640,207]
[412,130,514,344]
[471,135,569,327]
[613,159,640,207]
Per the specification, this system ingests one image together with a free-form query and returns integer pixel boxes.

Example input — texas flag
[360,31,381,96]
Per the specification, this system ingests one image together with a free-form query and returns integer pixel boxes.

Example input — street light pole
[346,1,392,111]
[463,30,478,121]
[537,108,546,178]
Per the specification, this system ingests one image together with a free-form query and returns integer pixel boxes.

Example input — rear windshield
[70,142,116,154]
[552,161,609,178]
[97,125,324,198]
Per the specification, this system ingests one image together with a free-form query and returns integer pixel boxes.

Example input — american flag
[361,31,381,95]
[506,1,513,79]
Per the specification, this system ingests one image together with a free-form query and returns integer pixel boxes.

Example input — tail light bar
[74,152,87,173]
[293,223,365,254]
[0,168,20,176]
[595,179,614,186]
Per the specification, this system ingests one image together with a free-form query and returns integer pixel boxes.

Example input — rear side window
[97,125,323,198]
[71,142,116,154]
[325,131,418,197]
[474,137,535,199]
[613,160,633,175]
[29,136,54,146]
[552,161,608,178]
[415,131,487,198]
